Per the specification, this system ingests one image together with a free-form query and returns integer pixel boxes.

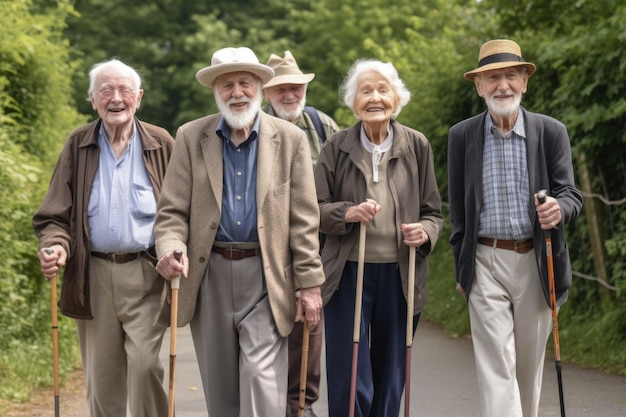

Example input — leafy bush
[0,0,84,403]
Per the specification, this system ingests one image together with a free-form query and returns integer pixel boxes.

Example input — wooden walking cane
[168,250,183,417]
[348,222,367,417]
[45,249,60,417]
[537,190,566,417]
[298,321,310,417]
[404,248,416,417]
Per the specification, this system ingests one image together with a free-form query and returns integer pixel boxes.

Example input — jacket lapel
[523,109,540,222]
[200,117,224,210]
[256,114,278,210]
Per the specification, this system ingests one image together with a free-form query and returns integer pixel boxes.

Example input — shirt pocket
[130,183,156,220]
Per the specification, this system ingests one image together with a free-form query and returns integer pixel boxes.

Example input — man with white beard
[153,47,325,417]
[447,39,583,417]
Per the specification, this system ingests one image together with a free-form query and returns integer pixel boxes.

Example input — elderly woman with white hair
[314,59,443,417]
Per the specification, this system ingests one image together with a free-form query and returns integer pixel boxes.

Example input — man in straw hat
[447,39,583,417]
[263,51,339,166]
[154,46,325,417]
[263,50,339,417]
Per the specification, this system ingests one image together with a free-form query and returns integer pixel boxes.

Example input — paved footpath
[165,320,626,417]
[29,320,626,416]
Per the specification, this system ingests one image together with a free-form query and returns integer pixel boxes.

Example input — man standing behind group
[262,50,339,417]
[33,59,173,417]
[263,51,339,165]
[154,47,325,417]
[447,39,583,417]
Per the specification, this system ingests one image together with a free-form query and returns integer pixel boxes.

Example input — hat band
[478,52,525,68]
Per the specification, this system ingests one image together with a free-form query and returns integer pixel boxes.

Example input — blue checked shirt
[477,111,533,241]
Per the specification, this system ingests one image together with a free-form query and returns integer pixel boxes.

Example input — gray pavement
[41,320,626,416]
[163,320,626,417]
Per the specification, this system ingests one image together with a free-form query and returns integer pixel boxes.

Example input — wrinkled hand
[295,286,323,330]
[535,193,562,230]
[401,222,429,248]
[156,250,188,281]
[456,283,467,299]
[345,199,382,224]
[38,245,67,280]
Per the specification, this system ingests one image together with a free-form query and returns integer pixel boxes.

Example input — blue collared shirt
[88,122,156,253]
[478,110,533,241]
[215,114,260,242]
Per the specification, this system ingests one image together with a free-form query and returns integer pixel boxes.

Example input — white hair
[339,58,411,118]
[87,59,142,96]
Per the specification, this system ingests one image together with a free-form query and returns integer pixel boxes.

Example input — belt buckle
[112,253,125,263]
[514,240,526,253]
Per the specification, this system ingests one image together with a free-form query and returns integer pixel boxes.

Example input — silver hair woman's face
[352,70,398,125]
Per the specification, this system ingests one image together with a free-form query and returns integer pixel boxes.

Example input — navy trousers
[325,261,420,417]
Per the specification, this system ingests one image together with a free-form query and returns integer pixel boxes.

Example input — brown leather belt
[478,237,533,254]
[212,246,261,260]
[91,246,157,265]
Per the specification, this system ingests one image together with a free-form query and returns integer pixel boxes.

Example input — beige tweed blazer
[154,112,324,337]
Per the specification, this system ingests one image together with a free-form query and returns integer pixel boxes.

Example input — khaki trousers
[190,249,288,417]
[76,256,168,417]
[469,243,552,417]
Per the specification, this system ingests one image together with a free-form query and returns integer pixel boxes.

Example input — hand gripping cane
[348,222,367,417]
[45,249,60,417]
[168,250,183,417]
[298,321,310,417]
[537,190,566,417]
[404,248,416,417]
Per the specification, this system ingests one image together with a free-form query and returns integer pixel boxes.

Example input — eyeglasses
[97,88,137,99]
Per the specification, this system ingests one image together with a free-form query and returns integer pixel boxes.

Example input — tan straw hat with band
[196,47,275,88]
[263,51,315,88]
[464,39,536,80]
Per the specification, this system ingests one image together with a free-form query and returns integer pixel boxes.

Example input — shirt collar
[486,109,526,139]
[216,112,261,143]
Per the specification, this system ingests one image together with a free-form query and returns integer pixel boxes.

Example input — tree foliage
[0,0,84,403]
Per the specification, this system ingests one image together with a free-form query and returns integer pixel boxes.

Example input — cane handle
[171,250,183,290]
[537,189,547,204]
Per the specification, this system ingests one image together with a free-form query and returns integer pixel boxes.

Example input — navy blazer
[447,108,583,307]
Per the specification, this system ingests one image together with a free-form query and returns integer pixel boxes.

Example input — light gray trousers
[190,249,287,417]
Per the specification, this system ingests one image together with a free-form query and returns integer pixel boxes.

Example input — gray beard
[216,88,263,130]
[486,93,522,117]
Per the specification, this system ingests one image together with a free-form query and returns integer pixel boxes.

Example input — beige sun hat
[263,51,315,88]
[464,39,536,80]
[196,47,275,88]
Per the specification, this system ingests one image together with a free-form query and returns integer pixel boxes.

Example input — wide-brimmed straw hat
[263,51,315,88]
[463,39,536,80]
[196,47,275,88]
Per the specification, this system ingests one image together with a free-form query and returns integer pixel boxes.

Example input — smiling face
[90,66,143,130]
[474,66,528,117]
[353,70,398,127]
[214,71,263,130]
[263,83,307,123]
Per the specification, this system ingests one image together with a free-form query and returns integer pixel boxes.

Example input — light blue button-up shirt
[88,123,156,253]
[215,114,260,242]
